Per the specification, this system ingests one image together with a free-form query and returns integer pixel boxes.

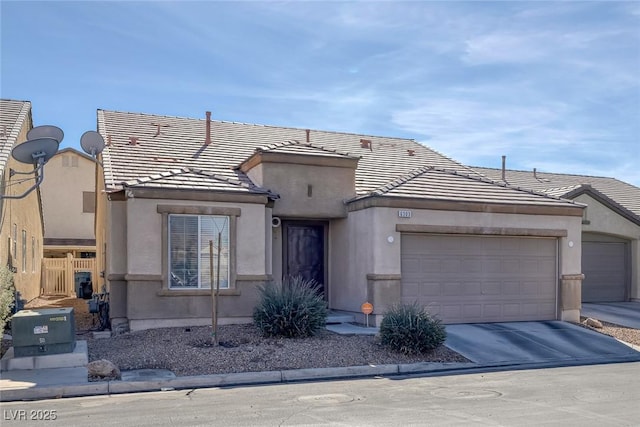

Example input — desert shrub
[0,265,15,335]
[253,276,328,338]
[379,302,446,355]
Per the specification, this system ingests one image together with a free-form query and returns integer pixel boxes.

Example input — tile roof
[98,109,476,196]
[97,109,579,208]
[0,99,31,175]
[360,167,579,207]
[473,167,640,218]
[122,167,277,197]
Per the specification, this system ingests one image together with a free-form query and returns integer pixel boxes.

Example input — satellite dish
[80,131,105,156]
[27,125,64,143]
[11,138,60,165]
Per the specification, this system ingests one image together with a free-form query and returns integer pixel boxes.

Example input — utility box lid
[11,308,75,357]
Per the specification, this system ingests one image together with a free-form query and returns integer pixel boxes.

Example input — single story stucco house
[95,109,585,331]
[473,166,640,303]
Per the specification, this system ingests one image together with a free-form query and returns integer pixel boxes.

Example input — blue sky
[2,1,639,185]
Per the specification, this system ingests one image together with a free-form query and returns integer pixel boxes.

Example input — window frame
[168,214,230,289]
[158,205,240,294]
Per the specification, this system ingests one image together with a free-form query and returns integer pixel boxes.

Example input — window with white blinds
[168,215,229,289]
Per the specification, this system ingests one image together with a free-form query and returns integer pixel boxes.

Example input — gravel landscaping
[82,323,466,378]
[576,317,640,347]
[3,296,638,380]
[3,296,467,378]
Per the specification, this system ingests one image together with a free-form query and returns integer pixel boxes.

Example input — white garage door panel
[401,234,557,324]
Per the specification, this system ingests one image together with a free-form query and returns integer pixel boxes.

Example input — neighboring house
[0,99,44,302]
[96,109,585,332]
[39,147,97,296]
[473,166,640,304]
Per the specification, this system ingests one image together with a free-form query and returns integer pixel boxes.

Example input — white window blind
[168,215,229,289]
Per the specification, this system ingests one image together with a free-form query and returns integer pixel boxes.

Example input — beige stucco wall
[576,193,640,300]
[248,162,356,218]
[329,210,376,313]
[108,200,128,276]
[271,213,284,283]
[104,195,270,330]
[0,112,43,302]
[124,198,267,276]
[330,205,584,324]
[94,163,107,291]
[40,150,95,240]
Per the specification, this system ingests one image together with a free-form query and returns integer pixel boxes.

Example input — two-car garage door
[401,234,557,324]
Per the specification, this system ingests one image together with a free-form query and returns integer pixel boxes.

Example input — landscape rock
[88,359,121,379]
[585,317,603,329]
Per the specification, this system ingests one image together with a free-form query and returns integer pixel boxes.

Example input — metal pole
[214,231,222,346]
[209,240,217,346]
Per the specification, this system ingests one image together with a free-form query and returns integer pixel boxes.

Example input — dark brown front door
[283,222,325,295]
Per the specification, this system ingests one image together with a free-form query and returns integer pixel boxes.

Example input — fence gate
[41,254,96,297]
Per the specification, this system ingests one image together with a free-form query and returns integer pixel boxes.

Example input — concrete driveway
[581,302,640,329]
[445,321,640,366]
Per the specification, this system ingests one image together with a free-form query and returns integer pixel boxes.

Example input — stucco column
[560,273,584,322]
[366,274,401,325]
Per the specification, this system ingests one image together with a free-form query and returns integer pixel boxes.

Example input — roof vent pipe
[533,168,538,179]
[306,129,310,143]
[205,111,212,145]
[501,155,506,181]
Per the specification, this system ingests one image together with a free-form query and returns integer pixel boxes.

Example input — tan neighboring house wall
[94,161,109,305]
[40,148,96,247]
[472,167,640,303]
[0,100,44,302]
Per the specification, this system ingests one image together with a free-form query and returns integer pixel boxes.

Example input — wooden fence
[42,254,96,297]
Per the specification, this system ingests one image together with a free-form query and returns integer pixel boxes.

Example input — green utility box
[11,308,76,357]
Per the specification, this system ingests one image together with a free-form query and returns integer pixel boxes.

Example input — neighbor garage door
[582,242,627,302]
[401,234,557,324]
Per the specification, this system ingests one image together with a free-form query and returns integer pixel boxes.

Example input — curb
[3,356,640,402]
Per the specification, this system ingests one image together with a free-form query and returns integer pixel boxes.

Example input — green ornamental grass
[253,276,328,338]
[380,302,446,355]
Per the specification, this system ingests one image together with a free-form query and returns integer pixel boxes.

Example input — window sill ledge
[157,289,241,297]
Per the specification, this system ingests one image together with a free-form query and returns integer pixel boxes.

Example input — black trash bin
[81,282,93,299]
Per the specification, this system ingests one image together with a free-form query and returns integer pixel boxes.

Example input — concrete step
[326,312,356,324]
[326,323,379,335]
[1,340,88,371]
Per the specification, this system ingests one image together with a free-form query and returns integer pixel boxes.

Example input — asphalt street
[2,362,639,426]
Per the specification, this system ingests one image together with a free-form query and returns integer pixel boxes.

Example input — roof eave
[107,186,273,205]
[346,194,584,217]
